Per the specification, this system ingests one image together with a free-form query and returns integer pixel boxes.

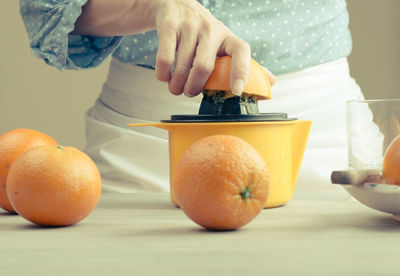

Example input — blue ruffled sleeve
[19,0,123,70]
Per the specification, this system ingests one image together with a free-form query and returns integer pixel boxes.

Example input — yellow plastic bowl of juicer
[129,114,311,208]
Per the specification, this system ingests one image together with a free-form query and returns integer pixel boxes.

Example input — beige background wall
[347,0,400,100]
[1,0,399,149]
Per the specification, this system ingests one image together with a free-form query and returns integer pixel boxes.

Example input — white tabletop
[1,189,399,276]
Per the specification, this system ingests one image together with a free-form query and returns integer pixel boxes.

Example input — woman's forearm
[73,0,156,36]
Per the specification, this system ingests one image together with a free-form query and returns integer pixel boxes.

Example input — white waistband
[99,59,200,121]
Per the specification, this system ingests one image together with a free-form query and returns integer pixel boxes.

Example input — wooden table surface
[1,189,399,276]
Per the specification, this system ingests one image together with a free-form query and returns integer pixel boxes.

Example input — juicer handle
[128,123,169,130]
[331,170,382,185]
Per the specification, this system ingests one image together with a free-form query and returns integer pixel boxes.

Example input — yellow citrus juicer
[129,113,311,208]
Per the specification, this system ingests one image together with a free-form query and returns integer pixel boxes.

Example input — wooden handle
[331,170,381,185]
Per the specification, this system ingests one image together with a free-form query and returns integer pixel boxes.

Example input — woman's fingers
[220,36,251,96]
[168,24,197,95]
[182,34,218,97]
[155,26,176,83]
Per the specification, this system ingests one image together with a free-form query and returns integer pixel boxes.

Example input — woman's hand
[153,0,252,97]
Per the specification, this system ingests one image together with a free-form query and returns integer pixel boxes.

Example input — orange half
[204,56,271,100]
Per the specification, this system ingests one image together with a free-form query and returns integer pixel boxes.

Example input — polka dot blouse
[19,0,352,75]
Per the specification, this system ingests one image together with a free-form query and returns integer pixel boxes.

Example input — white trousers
[84,57,367,193]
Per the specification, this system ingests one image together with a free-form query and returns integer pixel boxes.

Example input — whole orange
[6,145,102,226]
[174,135,270,230]
[382,134,400,185]
[0,128,58,213]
